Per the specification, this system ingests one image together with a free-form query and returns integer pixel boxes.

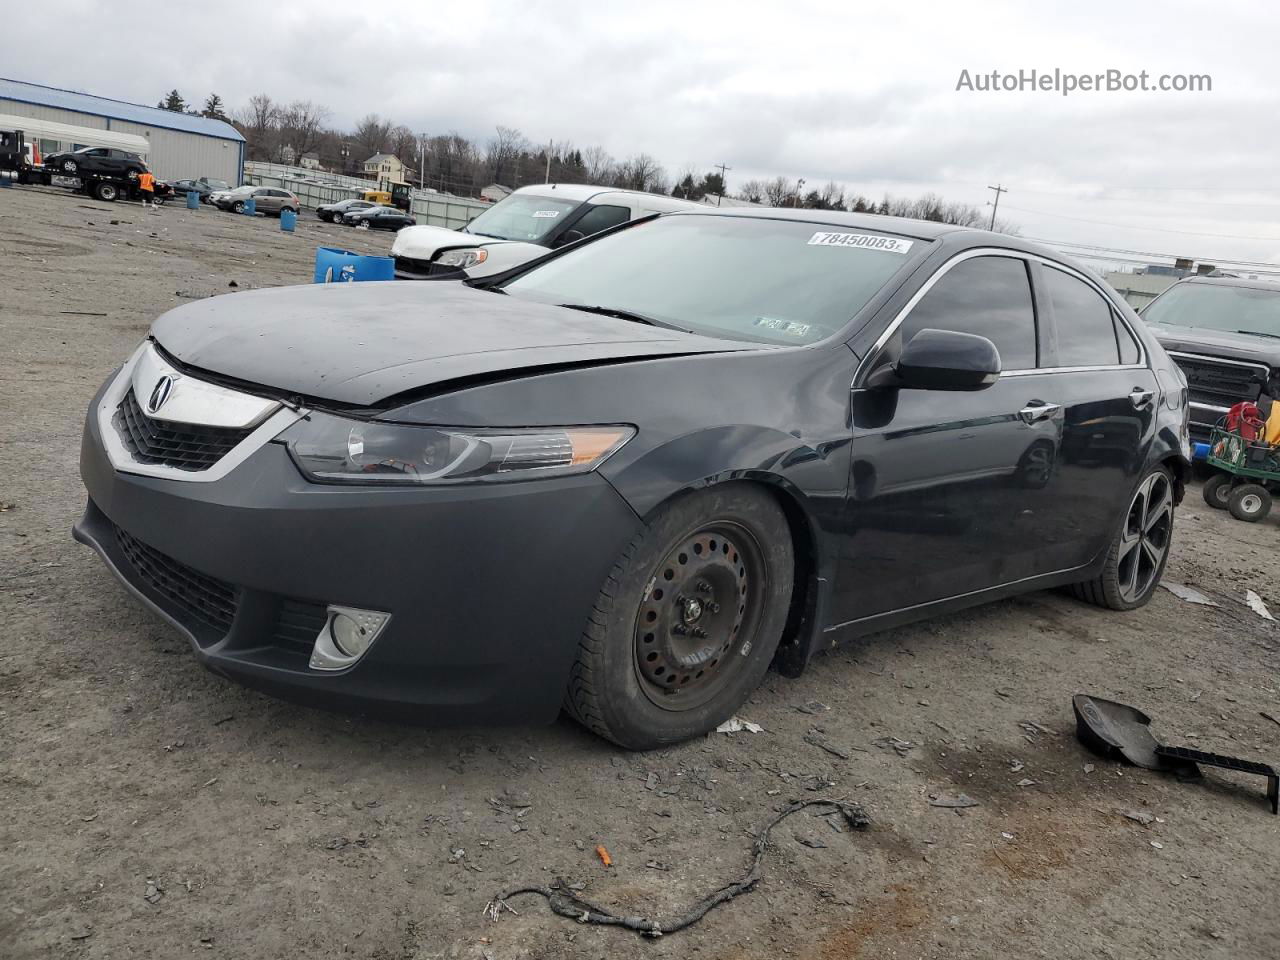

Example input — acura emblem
[147,375,174,414]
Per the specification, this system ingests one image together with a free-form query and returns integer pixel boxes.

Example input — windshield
[1144,282,1280,337]
[465,193,581,242]
[501,215,922,346]
[207,179,229,190]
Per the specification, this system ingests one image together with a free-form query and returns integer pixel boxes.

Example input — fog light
[309,605,391,671]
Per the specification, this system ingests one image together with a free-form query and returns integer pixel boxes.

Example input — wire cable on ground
[484,797,870,938]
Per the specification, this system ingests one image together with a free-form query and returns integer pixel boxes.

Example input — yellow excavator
[360,181,412,212]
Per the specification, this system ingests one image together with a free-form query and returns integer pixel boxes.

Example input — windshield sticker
[755,317,812,337]
[532,210,561,218]
[808,232,913,254]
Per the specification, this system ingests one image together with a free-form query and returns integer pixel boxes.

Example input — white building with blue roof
[0,78,245,185]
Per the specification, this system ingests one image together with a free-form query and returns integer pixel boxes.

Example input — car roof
[1175,275,1280,293]
[511,182,699,208]
[661,206,1093,261]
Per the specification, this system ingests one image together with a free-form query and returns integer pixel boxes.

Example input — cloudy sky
[4,0,1277,271]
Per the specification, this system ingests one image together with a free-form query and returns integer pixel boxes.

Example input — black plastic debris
[1073,694,1278,815]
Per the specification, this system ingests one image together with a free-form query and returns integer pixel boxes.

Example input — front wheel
[232,200,245,214]
[93,181,119,202]
[564,484,794,749]
[1228,483,1271,523]
[1202,473,1233,509]
[1069,466,1174,611]
[61,158,78,174]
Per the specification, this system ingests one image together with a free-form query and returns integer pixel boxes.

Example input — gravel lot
[2,184,1278,960]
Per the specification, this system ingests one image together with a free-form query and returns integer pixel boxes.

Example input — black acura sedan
[75,210,1191,748]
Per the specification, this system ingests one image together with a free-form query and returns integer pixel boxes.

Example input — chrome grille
[1169,353,1268,410]
[113,388,252,471]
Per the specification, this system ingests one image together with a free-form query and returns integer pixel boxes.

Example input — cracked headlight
[435,247,488,269]
[282,413,634,485]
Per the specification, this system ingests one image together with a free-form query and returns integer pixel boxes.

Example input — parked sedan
[340,205,416,230]
[75,210,1190,749]
[316,198,375,222]
[172,177,230,203]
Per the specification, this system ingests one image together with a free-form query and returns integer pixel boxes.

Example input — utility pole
[987,183,1008,230]
[795,178,805,208]
[713,161,731,206]
[545,139,553,184]
[418,133,427,190]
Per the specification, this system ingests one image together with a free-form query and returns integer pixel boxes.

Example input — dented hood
[150,281,742,406]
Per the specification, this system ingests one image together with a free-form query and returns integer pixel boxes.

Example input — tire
[564,484,794,749]
[1228,483,1271,523]
[61,158,77,174]
[282,206,296,216]
[93,181,119,202]
[1201,473,1233,510]
[1069,466,1174,611]
[232,201,245,214]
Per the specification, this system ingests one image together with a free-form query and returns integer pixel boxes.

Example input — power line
[1002,203,1280,242]
[1027,237,1280,269]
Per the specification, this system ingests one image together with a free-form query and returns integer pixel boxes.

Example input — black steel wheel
[1228,483,1271,523]
[565,484,794,749]
[1201,473,1232,509]
[1070,466,1175,611]
[93,181,119,202]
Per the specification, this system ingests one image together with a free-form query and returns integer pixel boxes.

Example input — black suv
[44,146,148,180]
[1142,277,1280,443]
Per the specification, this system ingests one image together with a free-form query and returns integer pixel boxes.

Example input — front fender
[600,424,851,678]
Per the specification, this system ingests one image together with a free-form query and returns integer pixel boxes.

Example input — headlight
[435,247,488,269]
[282,413,634,485]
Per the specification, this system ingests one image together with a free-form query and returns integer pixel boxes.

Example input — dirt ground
[2,184,1278,960]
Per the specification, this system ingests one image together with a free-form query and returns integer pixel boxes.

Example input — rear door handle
[1130,387,1155,409]
[1019,400,1061,424]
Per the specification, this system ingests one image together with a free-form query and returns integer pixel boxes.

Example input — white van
[391,183,701,280]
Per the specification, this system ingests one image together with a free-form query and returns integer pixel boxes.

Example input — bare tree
[613,154,666,193]
[236,93,279,161]
[276,100,330,163]
[486,125,529,187]
[737,179,767,203]
[581,145,615,184]
[353,114,393,163]
[764,176,796,207]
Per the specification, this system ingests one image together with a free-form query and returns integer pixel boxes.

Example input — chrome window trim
[1166,350,1270,376]
[854,246,1149,385]
[98,342,308,484]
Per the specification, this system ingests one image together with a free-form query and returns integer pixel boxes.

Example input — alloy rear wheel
[1069,466,1174,610]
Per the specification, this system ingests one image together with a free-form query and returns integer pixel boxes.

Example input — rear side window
[570,204,630,238]
[1115,316,1141,364]
[898,255,1037,370]
[1043,267,1120,366]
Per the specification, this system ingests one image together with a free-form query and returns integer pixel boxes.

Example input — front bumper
[76,380,643,724]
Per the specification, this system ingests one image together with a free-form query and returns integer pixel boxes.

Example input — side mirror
[871,328,1001,391]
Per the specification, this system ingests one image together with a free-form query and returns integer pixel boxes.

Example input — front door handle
[1019,400,1061,424]
[1130,387,1155,409]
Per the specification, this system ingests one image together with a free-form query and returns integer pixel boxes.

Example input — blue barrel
[280,208,297,232]
[1193,442,1210,461]
[186,190,200,210]
[313,246,395,283]
[243,197,256,216]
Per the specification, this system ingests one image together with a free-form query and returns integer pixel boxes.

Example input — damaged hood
[150,281,746,406]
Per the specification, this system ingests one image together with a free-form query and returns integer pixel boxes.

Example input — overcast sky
[4,0,1277,272]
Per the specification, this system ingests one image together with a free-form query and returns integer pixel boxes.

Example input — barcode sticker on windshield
[533,210,561,218]
[808,232,913,254]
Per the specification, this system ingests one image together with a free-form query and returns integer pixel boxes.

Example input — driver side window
[897,255,1038,370]
[569,204,630,239]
